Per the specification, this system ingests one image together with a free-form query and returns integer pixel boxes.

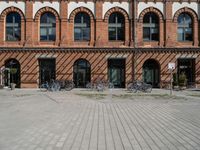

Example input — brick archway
[104,7,129,22]
[0,7,25,43]
[34,7,60,21]
[34,7,60,45]
[138,7,164,23]
[173,7,198,23]
[0,7,25,21]
[137,7,164,47]
[69,7,94,23]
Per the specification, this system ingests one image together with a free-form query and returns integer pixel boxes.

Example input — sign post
[168,63,175,96]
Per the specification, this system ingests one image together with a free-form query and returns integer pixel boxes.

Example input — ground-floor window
[178,58,195,85]
[4,59,21,88]
[143,59,160,88]
[108,59,125,88]
[73,59,91,88]
[39,59,56,86]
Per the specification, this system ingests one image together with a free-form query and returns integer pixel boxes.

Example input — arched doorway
[73,59,91,88]
[143,59,160,88]
[5,59,21,88]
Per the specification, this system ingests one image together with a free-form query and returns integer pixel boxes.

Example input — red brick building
[0,0,200,88]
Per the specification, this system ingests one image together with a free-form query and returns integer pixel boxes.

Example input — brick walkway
[0,89,200,150]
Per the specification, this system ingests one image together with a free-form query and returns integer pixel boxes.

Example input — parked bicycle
[86,80,114,92]
[127,81,152,93]
[40,79,61,92]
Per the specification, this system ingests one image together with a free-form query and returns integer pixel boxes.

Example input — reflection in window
[177,13,193,41]
[74,12,90,41]
[143,13,159,41]
[40,13,56,41]
[108,12,125,41]
[6,12,21,41]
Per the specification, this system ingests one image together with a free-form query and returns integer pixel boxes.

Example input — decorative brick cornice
[173,7,198,23]
[69,7,95,23]
[138,7,164,23]
[0,47,200,53]
[0,6,25,21]
[34,6,60,21]
[104,7,129,22]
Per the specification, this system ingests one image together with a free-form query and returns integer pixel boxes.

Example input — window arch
[108,12,125,41]
[74,12,90,41]
[6,12,21,41]
[143,12,159,41]
[177,13,193,41]
[40,12,56,41]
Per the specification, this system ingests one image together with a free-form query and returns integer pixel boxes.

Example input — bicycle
[39,80,61,92]
[64,80,74,91]
[40,81,49,92]
[127,81,152,93]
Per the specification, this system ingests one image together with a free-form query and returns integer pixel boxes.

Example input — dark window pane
[109,27,116,40]
[178,28,184,41]
[143,27,150,41]
[117,27,125,40]
[74,28,81,40]
[151,28,159,41]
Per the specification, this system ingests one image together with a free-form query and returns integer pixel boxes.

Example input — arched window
[74,12,90,41]
[6,12,21,41]
[40,12,56,41]
[108,12,125,41]
[143,12,159,41]
[177,13,193,41]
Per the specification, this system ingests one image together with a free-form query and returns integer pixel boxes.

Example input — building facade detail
[0,0,199,89]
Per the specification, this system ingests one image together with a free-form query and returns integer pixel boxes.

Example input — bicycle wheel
[108,82,114,89]
[131,84,137,93]
[97,83,104,92]
[144,84,152,93]
[86,82,93,90]
[127,83,133,92]
[40,84,48,92]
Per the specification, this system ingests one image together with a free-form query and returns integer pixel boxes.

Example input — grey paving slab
[0,88,200,150]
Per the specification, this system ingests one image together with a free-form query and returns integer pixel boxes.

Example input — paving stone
[0,89,200,150]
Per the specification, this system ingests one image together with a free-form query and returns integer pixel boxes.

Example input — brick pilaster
[25,1,33,46]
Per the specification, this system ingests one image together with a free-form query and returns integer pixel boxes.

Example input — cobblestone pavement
[0,89,200,150]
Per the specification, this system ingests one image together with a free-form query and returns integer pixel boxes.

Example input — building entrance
[178,58,195,86]
[73,59,91,88]
[143,59,160,88]
[5,59,21,88]
[108,59,125,88]
[39,59,56,86]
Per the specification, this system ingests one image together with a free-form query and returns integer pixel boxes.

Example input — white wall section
[103,2,129,18]
[138,2,164,18]
[0,1,25,15]
[68,2,95,18]
[33,1,60,18]
[172,2,198,17]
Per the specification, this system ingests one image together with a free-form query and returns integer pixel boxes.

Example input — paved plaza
[0,89,200,150]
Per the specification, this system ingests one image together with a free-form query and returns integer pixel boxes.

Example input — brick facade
[0,0,200,88]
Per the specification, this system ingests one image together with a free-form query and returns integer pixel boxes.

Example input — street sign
[168,63,175,70]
